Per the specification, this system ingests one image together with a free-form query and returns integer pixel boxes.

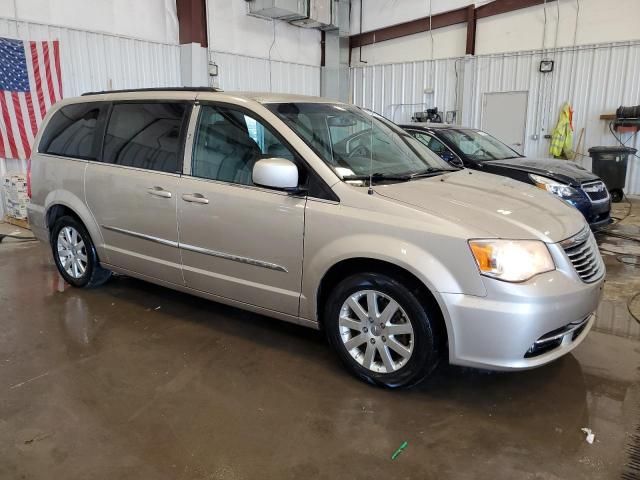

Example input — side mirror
[253,158,299,190]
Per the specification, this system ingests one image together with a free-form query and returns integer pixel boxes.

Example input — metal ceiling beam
[349,6,468,49]
[476,0,555,19]
[349,0,557,53]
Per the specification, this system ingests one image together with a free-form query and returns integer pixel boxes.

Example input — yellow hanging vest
[550,103,574,158]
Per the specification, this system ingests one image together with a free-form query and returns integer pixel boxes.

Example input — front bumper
[568,195,611,228]
[441,267,604,371]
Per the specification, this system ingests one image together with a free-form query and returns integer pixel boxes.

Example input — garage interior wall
[350,0,640,195]
[0,1,181,196]
[206,0,321,95]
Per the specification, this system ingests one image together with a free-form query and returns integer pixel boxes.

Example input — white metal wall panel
[212,51,320,96]
[0,17,181,97]
[350,58,460,124]
[350,41,640,194]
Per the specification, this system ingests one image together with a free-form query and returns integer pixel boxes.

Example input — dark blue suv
[402,123,611,229]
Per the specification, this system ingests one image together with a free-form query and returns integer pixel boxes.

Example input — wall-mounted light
[208,62,219,77]
[539,60,554,73]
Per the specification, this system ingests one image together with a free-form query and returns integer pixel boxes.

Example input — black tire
[610,188,623,203]
[324,272,442,388]
[50,215,111,288]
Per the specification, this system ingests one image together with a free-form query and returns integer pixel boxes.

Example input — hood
[486,157,598,185]
[374,170,586,243]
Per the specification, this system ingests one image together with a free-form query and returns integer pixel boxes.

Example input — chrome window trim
[101,225,288,273]
[180,174,295,197]
[89,162,182,177]
[37,153,89,164]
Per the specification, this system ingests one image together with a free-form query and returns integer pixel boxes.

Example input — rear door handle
[182,193,209,204]
[147,186,172,198]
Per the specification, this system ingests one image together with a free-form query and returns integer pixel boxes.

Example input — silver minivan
[28,88,604,388]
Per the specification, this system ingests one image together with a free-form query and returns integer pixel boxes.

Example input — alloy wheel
[338,289,414,373]
[57,226,88,279]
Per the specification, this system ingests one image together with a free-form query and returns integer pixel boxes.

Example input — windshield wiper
[408,167,457,179]
[342,172,412,182]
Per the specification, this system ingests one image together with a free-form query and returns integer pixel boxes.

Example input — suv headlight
[529,174,576,198]
[469,239,555,282]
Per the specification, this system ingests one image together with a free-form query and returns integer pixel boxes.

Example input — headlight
[529,174,576,198]
[469,239,555,282]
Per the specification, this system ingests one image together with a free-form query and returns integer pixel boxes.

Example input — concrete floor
[1,200,639,480]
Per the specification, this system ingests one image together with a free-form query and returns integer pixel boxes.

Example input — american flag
[0,37,62,161]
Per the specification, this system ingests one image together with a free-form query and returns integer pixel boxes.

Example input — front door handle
[182,193,209,204]
[147,186,172,198]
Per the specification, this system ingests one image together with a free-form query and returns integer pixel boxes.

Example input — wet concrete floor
[1,200,639,479]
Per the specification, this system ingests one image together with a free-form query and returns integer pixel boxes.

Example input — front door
[177,103,305,315]
[482,91,528,155]
[86,101,190,284]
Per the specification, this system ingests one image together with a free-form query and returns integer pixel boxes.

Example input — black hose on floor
[628,291,640,325]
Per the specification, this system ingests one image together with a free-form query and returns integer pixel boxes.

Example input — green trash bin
[587,146,637,202]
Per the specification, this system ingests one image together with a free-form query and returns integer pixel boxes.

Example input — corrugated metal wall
[350,57,460,124]
[0,17,181,182]
[212,51,320,96]
[351,40,640,194]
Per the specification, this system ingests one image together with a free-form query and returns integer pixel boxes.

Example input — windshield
[266,103,456,181]
[437,129,521,161]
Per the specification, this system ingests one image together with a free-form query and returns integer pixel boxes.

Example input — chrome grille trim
[561,228,605,283]
[581,180,609,203]
[533,316,590,345]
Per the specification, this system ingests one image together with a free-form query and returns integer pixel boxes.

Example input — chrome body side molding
[101,225,288,273]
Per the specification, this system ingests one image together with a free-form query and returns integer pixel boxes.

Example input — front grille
[561,229,605,283]
[581,180,609,202]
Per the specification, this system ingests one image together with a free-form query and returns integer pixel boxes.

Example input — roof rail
[81,87,223,96]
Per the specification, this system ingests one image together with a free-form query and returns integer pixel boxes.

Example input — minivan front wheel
[325,273,441,388]
[51,216,111,288]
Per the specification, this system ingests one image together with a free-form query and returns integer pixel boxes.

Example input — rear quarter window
[39,103,103,159]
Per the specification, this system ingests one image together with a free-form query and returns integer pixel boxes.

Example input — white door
[482,91,528,155]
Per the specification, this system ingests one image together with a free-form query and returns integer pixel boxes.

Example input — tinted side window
[192,105,298,186]
[103,103,187,173]
[40,103,102,159]
[412,132,445,153]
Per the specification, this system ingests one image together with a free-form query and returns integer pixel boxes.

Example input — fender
[44,188,110,264]
[300,234,487,347]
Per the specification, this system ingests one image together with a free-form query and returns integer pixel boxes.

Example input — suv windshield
[266,103,456,181]
[437,128,521,161]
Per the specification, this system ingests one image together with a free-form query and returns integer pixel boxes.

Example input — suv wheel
[51,216,111,288]
[324,272,441,388]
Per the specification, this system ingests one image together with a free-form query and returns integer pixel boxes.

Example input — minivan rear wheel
[324,273,441,388]
[51,216,111,288]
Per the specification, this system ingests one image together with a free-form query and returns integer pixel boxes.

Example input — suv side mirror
[253,158,299,190]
